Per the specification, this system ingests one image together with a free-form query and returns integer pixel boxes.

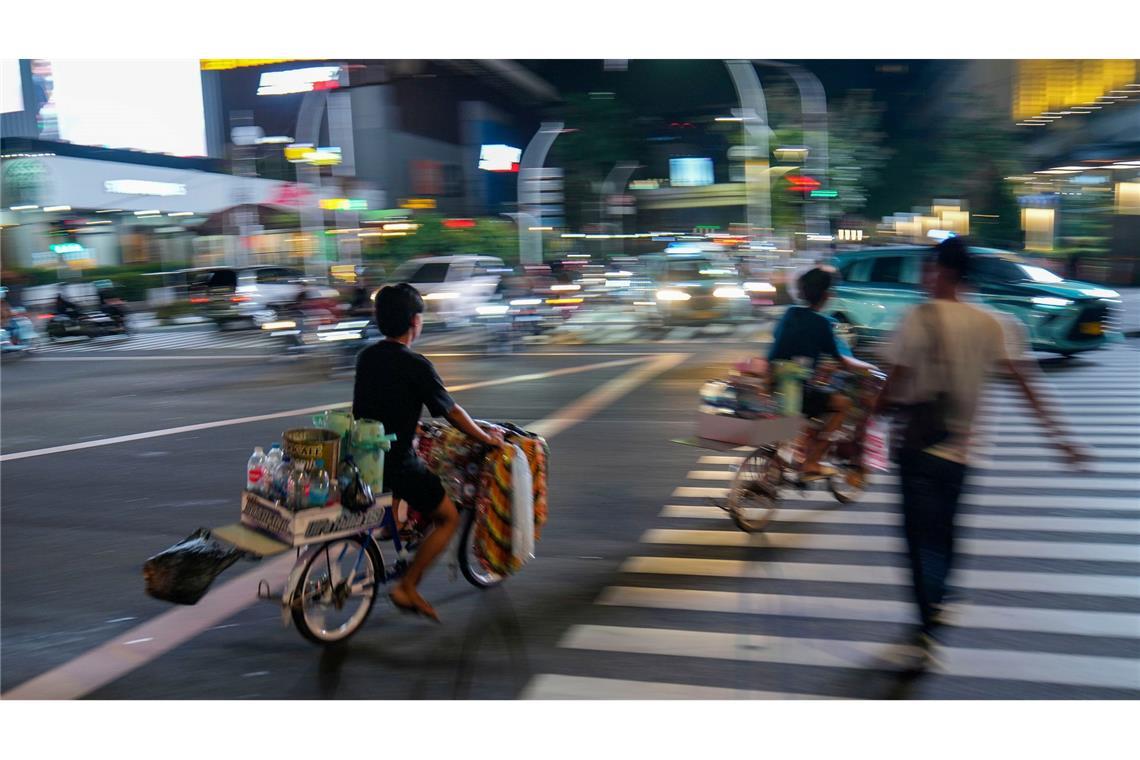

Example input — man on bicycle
[352,283,503,622]
[767,266,878,480]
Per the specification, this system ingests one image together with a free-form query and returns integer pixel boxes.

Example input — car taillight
[231,295,249,303]
[189,297,208,304]
[38,313,54,319]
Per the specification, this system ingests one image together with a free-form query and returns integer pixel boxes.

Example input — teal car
[827,246,1123,355]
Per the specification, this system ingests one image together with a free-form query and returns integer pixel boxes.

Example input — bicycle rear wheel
[292,536,381,645]
[726,447,781,533]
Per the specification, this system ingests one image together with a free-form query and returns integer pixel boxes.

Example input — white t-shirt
[886,299,1029,463]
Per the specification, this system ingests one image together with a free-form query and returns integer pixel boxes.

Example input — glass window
[869,257,902,284]
[207,270,237,288]
[1018,264,1064,284]
[843,259,872,283]
[971,257,1025,283]
[408,262,450,284]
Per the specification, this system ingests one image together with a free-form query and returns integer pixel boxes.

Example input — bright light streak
[476,304,510,316]
[1031,297,1071,307]
[550,284,581,292]
[43,205,72,212]
[168,211,195,217]
[9,205,38,211]
[561,233,586,238]
[105,179,187,196]
[744,282,776,293]
[656,289,691,302]
[257,66,341,96]
[134,210,162,216]
[510,298,542,307]
[424,291,459,301]
[261,320,297,330]
[713,286,747,299]
[318,331,362,342]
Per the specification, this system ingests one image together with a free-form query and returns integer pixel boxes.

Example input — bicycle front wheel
[726,447,781,533]
[458,509,504,589]
[292,536,381,645]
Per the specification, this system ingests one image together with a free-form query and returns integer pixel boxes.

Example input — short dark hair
[374,283,424,337]
[933,236,971,282]
[797,266,835,307]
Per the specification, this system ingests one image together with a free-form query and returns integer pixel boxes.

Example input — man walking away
[875,237,1087,667]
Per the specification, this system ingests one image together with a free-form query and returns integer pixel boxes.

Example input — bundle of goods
[143,412,399,606]
[695,360,809,446]
[414,420,549,576]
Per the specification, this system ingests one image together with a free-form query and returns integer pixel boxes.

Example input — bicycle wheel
[726,447,781,533]
[458,509,504,589]
[829,461,867,504]
[291,536,381,645]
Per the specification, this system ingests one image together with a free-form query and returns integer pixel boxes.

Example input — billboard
[41,59,208,157]
[669,157,714,187]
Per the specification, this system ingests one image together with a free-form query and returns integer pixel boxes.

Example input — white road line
[596,586,1140,638]
[991,435,1139,445]
[559,625,1140,690]
[34,355,273,362]
[697,454,1140,473]
[684,470,1140,492]
[520,673,833,700]
[618,557,1140,598]
[658,504,1140,535]
[1,352,688,700]
[988,448,1140,460]
[0,356,648,462]
[640,529,1140,562]
[672,486,1140,510]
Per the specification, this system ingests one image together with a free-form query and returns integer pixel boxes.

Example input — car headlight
[1031,297,1072,307]
[656,289,691,302]
[744,282,776,293]
[714,286,748,299]
[424,291,459,301]
[261,320,297,330]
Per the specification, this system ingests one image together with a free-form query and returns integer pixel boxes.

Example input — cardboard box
[239,490,391,547]
[696,412,803,447]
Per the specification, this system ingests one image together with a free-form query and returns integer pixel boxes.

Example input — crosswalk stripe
[596,586,1140,638]
[559,624,1140,690]
[698,454,1140,473]
[640,528,1140,562]
[987,448,1139,460]
[672,485,1140,510]
[618,557,1140,598]
[684,470,1140,492]
[990,434,1138,445]
[520,673,832,700]
[658,504,1140,534]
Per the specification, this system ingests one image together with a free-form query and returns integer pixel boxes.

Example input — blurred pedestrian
[874,237,1087,668]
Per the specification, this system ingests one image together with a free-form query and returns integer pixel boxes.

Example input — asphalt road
[2,333,1138,699]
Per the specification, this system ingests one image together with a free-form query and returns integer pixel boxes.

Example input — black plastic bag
[143,528,245,605]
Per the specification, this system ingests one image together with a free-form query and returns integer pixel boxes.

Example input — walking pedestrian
[873,237,1087,668]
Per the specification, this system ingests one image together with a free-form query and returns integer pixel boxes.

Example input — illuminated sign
[104,179,188,197]
[669,157,714,187]
[400,198,437,210]
[1014,60,1136,122]
[50,243,84,254]
[285,144,342,166]
[319,198,368,211]
[443,218,476,229]
[787,176,822,193]
[809,189,838,198]
[478,144,522,172]
[201,59,298,71]
[257,66,341,96]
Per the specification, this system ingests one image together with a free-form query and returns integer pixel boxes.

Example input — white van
[386,255,506,327]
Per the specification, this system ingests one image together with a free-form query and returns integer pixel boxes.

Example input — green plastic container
[350,419,397,494]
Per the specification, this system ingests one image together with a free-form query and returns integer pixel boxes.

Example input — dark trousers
[898,449,968,635]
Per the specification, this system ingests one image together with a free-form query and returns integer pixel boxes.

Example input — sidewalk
[1115,288,1140,337]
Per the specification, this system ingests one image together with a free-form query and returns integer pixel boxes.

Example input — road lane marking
[0,356,648,462]
[640,528,1140,562]
[1,352,690,700]
[670,486,1140,510]
[696,454,1140,473]
[685,469,1140,491]
[596,586,1140,638]
[658,504,1140,535]
[521,673,832,700]
[618,557,1140,598]
[558,625,1140,690]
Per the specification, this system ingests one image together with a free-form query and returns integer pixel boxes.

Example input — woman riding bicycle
[767,266,878,480]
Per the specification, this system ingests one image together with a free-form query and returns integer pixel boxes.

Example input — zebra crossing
[523,345,1140,699]
[33,331,273,353]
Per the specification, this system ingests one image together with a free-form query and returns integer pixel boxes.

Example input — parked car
[641,250,750,325]
[187,266,308,329]
[827,245,1123,356]
[384,255,506,327]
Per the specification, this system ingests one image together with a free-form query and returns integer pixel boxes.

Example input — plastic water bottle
[287,463,311,511]
[246,447,266,493]
[273,454,293,501]
[309,459,331,508]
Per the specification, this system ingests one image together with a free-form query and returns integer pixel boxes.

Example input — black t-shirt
[767,305,842,366]
[352,341,456,463]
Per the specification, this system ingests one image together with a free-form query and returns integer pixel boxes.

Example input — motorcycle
[45,308,129,341]
[262,306,376,376]
[1,309,41,358]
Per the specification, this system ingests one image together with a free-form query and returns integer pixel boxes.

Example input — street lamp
[517,122,565,266]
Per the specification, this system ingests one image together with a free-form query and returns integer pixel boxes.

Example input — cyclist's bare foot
[389,583,440,623]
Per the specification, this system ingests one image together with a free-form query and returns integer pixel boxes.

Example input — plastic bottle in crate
[309,459,331,508]
[273,455,293,503]
[246,447,265,493]
[287,463,311,511]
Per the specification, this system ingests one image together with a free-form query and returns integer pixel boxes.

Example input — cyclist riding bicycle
[767,266,878,480]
